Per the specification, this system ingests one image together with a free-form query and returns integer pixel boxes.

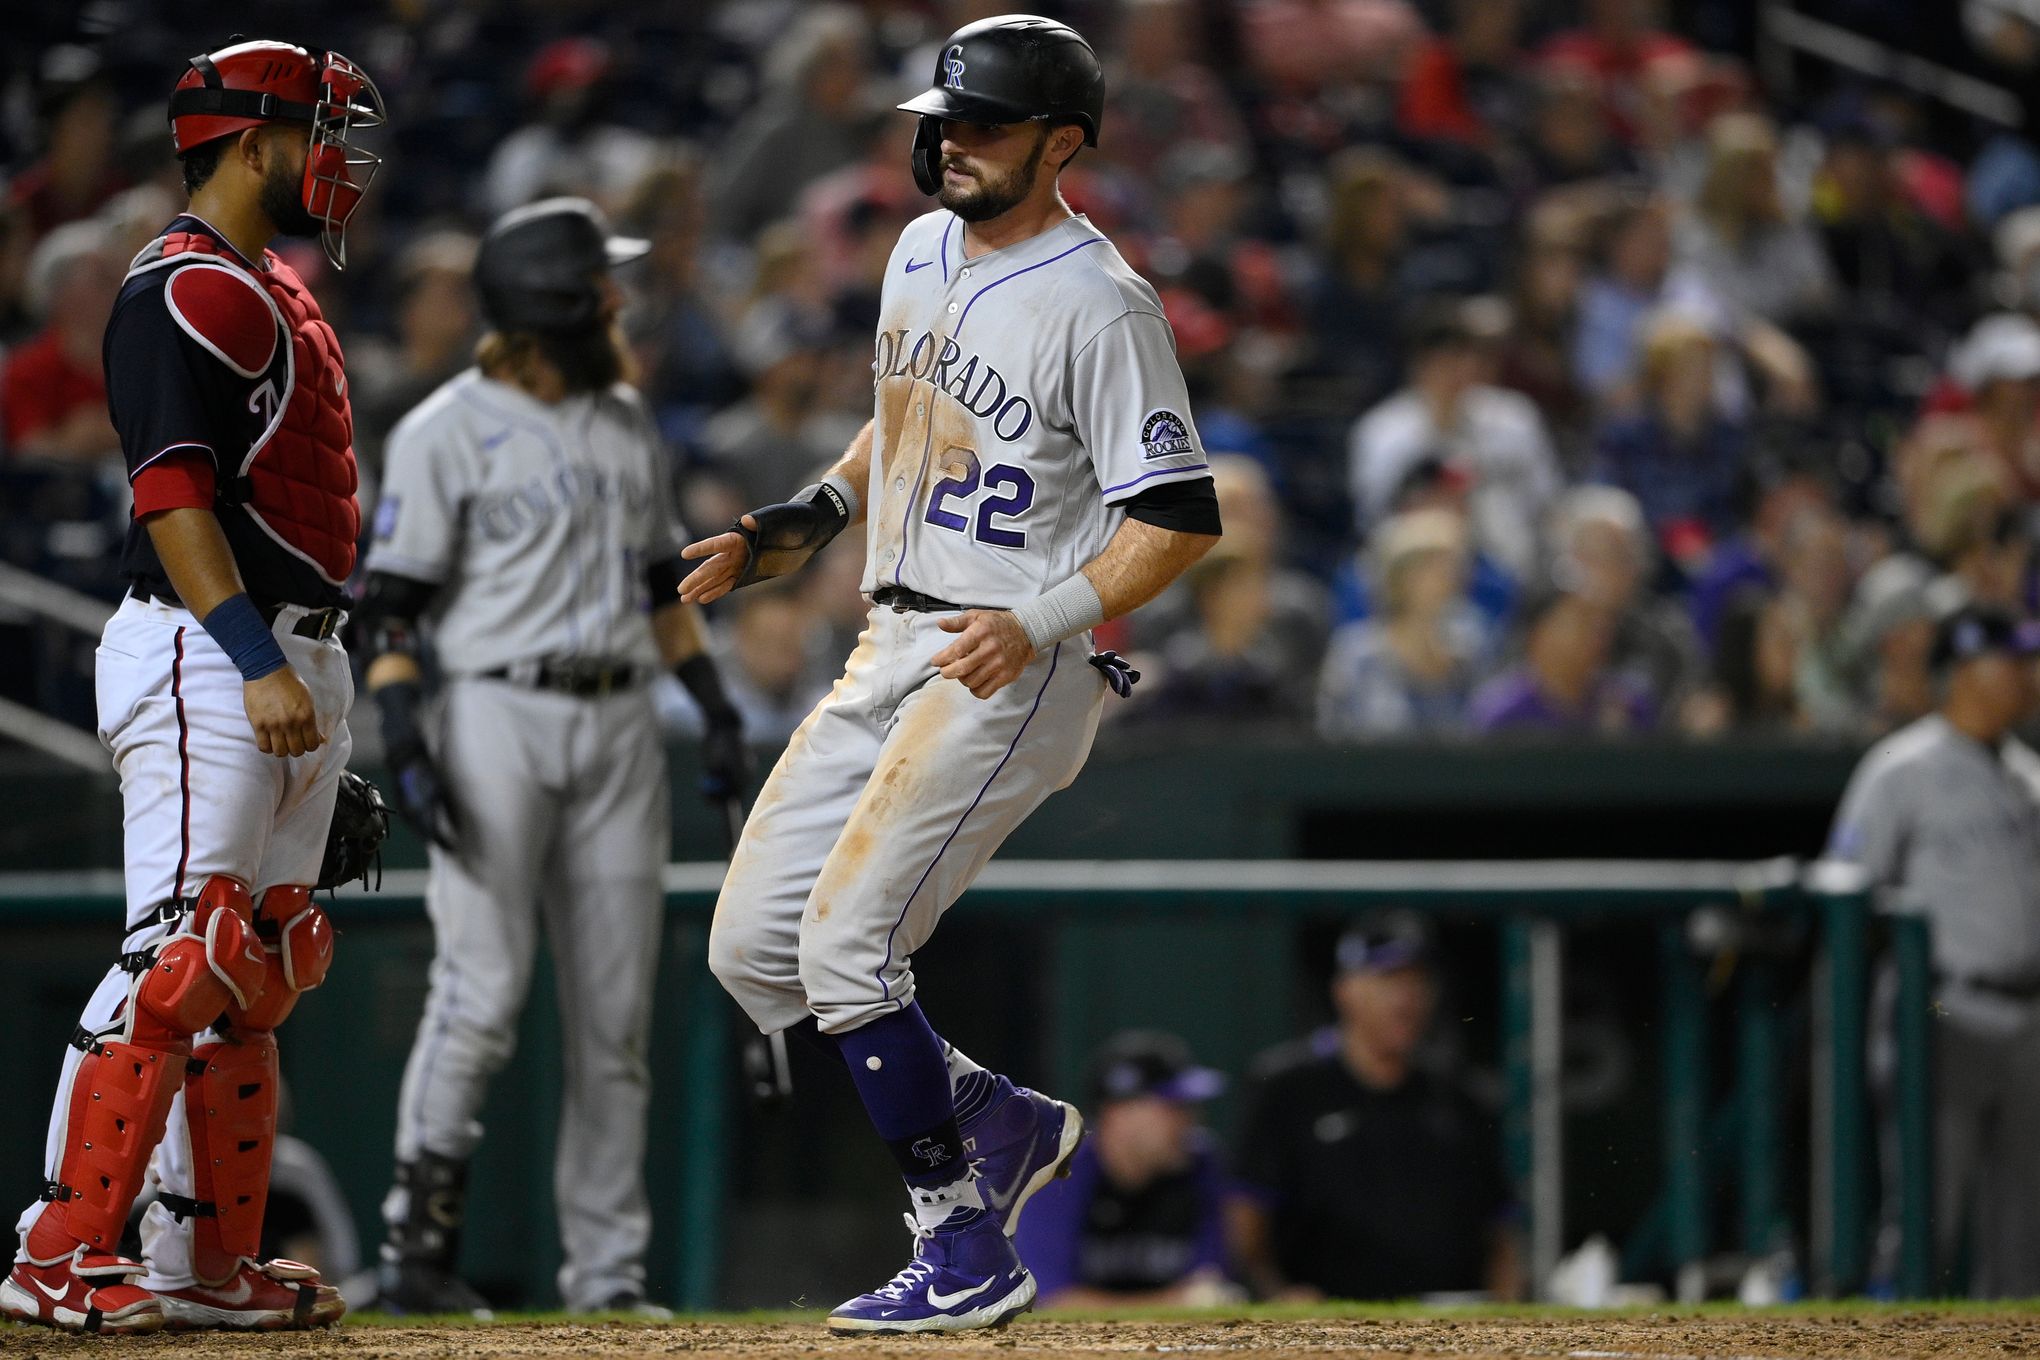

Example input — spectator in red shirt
[1397,0,1530,153]
[1,221,120,463]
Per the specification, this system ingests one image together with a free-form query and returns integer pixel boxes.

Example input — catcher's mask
[168,39,386,270]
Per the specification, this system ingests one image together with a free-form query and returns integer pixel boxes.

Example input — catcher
[2,40,384,1334]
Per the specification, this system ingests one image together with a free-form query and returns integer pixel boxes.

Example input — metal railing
[0,857,1932,1307]
[0,562,115,770]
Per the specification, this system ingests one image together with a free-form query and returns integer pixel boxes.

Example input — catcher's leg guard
[176,1031,279,1282]
[24,876,259,1261]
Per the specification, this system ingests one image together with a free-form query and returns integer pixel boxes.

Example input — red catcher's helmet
[167,40,386,270]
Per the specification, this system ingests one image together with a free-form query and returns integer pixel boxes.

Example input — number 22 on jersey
[925,448,1034,550]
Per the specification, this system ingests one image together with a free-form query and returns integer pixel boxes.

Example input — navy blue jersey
[111,216,352,611]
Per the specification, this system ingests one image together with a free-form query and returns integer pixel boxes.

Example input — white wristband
[1010,573,1105,652]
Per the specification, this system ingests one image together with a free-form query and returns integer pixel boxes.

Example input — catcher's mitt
[319,770,390,891]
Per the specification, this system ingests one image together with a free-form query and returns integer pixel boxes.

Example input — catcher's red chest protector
[156,230,359,582]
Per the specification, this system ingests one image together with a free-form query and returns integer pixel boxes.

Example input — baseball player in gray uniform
[356,199,746,1315]
[1827,603,2040,1297]
[681,16,1221,1334]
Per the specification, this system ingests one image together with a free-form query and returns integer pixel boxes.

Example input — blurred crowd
[10,0,2040,744]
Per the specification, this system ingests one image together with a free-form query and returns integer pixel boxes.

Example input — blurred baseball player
[684,15,1222,1334]
[1,40,383,1334]
[358,197,746,1316]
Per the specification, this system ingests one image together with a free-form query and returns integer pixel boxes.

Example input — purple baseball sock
[832,1002,971,1189]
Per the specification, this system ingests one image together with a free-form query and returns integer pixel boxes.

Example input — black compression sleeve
[1121,476,1222,536]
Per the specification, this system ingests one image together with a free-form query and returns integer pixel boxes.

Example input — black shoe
[378,1152,491,1318]
[375,1255,493,1318]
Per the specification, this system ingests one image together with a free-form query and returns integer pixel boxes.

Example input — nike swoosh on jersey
[904,258,933,273]
[925,1278,995,1309]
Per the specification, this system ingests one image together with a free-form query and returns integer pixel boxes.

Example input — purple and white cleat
[960,1078,1085,1237]
[826,1212,1036,1335]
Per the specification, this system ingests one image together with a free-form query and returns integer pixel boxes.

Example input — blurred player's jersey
[367,370,682,674]
[862,211,1208,606]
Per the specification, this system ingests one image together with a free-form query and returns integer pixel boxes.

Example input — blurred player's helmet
[473,197,648,336]
[896,14,1104,196]
[168,40,385,270]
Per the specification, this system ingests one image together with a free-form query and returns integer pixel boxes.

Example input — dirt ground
[4,1311,2040,1360]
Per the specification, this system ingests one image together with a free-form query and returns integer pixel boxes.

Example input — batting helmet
[896,14,1104,196]
[473,197,649,336]
[168,40,385,270]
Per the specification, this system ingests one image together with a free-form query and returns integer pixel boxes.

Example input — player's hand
[244,667,324,757]
[678,517,756,606]
[931,610,1036,700]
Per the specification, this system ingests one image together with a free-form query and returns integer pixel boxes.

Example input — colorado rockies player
[1,40,383,1335]
[358,198,746,1316]
[683,15,1222,1334]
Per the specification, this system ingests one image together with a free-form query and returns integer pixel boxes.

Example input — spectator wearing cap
[1826,604,2040,1296]
[1349,301,1562,585]
[1232,913,1522,1301]
[482,38,660,219]
[1013,1031,1238,1310]
[0,219,120,464]
[1318,507,1491,738]
[1949,314,2040,501]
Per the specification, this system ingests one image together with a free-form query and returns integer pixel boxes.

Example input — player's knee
[707,915,758,994]
[229,886,334,1030]
[133,875,266,1040]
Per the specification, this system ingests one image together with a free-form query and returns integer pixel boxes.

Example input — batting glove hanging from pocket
[1087,649,1140,698]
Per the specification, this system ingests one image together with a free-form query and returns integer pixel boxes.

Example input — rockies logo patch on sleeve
[1139,409,1194,461]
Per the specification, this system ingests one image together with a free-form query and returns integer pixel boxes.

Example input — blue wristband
[201,593,288,682]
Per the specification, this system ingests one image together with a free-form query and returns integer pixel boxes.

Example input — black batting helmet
[896,14,1104,196]
[473,196,647,335]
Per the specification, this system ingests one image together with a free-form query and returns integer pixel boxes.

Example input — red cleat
[0,1247,166,1334]
[153,1257,346,1331]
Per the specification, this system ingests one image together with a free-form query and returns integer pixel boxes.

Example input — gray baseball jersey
[1828,713,2040,1032]
[368,369,681,673]
[863,211,1209,605]
[367,366,676,1307]
[712,208,1211,1037]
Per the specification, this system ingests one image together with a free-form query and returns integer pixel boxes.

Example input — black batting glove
[676,653,751,801]
[732,481,852,589]
[373,680,461,850]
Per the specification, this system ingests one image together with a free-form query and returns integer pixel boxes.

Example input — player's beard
[538,319,635,394]
[938,126,1050,223]
[258,141,324,239]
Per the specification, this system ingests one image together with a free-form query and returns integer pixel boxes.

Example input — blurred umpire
[1827,604,2040,1297]
[354,198,746,1314]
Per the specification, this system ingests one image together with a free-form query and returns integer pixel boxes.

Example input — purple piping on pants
[873,641,1064,1007]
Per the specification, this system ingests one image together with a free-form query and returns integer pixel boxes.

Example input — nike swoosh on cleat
[904,259,933,273]
[925,1279,995,1309]
[30,1277,70,1302]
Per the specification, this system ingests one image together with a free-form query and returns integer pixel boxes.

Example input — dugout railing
[0,859,1932,1308]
